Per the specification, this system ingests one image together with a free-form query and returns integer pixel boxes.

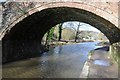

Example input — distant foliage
[45,27,55,46]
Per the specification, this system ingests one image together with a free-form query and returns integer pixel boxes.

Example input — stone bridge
[0,1,120,63]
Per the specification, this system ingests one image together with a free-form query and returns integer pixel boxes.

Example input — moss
[89,50,94,56]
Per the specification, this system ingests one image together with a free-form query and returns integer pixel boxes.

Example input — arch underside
[3,7,120,43]
[2,7,120,63]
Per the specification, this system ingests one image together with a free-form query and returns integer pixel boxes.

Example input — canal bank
[80,46,118,78]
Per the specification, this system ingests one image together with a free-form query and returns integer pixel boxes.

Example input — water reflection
[3,42,101,78]
[93,59,110,66]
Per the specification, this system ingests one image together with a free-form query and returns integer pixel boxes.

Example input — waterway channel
[2,42,102,78]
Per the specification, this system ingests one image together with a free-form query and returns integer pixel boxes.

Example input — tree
[75,22,80,42]
[45,30,50,46]
[58,23,63,41]
[45,27,55,46]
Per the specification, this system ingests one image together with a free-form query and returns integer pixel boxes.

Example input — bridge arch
[2,2,120,63]
[0,2,119,40]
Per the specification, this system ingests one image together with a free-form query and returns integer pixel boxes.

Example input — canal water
[2,42,101,78]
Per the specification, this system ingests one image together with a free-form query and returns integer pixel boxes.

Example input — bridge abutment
[2,40,46,63]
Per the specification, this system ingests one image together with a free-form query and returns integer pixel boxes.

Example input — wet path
[88,50,118,78]
[2,42,101,78]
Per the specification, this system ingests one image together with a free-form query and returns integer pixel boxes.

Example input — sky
[63,21,101,33]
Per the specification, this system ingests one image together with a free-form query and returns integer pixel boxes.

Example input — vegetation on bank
[89,50,94,56]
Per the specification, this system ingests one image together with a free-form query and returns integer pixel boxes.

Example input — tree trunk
[58,23,63,41]
[75,22,80,42]
[45,30,50,46]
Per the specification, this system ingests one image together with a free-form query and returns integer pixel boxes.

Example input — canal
[2,42,102,78]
